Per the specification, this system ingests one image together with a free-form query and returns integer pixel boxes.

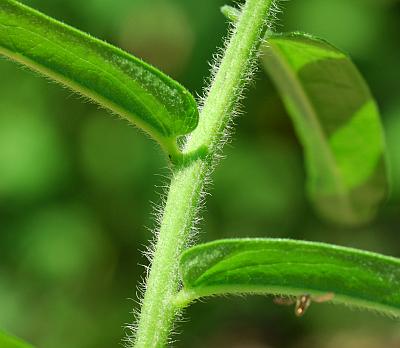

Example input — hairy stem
[133,0,274,347]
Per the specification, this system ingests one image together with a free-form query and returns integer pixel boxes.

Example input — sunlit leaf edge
[178,238,400,318]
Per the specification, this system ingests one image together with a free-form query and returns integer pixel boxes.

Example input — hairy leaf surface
[0,0,199,152]
[180,238,400,317]
[262,32,388,225]
[0,331,34,348]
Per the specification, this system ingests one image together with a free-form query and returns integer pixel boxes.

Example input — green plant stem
[133,0,273,347]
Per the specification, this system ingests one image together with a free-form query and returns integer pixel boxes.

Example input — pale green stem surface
[133,0,273,347]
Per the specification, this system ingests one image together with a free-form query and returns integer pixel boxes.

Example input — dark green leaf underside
[262,32,388,225]
[0,330,34,348]
[0,0,198,149]
[180,238,400,317]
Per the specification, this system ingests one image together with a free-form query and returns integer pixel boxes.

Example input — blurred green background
[1,0,400,347]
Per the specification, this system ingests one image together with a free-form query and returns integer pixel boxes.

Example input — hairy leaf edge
[176,238,400,318]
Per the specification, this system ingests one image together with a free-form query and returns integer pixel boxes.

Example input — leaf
[221,5,388,225]
[0,330,34,348]
[179,238,400,317]
[221,5,241,22]
[0,0,199,154]
[262,33,388,225]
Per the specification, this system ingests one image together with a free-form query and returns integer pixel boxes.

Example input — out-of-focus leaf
[179,238,400,317]
[222,6,388,225]
[262,33,388,225]
[0,330,34,348]
[0,0,199,154]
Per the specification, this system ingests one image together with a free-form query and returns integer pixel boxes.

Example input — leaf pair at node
[174,5,398,320]
[0,0,389,225]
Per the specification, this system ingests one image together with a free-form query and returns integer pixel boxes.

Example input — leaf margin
[178,238,400,318]
[0,330,35,348]
[0,0,199,156]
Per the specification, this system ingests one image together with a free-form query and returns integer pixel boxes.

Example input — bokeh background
[1,0,400,347]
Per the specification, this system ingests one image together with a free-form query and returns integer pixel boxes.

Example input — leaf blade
[0,0,199,151]
[180,238,400,317]
[0,330,34,348]
[262,32,388,225]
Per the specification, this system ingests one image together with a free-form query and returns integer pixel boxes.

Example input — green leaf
[221,5,241,22]
[262,32,388,225]
[0,0,199,154]
[179,238,400,317]
[0,330,34,348]
[221,5,388,225]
